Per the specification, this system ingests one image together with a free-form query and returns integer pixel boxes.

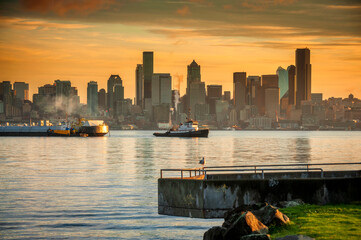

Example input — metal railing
[159,162,361,179]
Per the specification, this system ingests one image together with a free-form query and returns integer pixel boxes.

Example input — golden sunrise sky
[0,0,360,103]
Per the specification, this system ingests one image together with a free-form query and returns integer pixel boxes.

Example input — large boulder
[253,204,290,226]
[223,211,268,240]
[240,234,271,240]
[223,203,266,228]
[203,226,226,240]
[275,235,315,240]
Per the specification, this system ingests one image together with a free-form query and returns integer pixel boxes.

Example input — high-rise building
[207,85,222,114]
[98,88,106,111]
[296,48,311,108]
[261,75,278,88]
[223,91,231,102]
[311,93,323,104]
[13,82,29,101]
[189,82,206,119]
[107,75,122,112]
[233,72,247,111]
[135,64,144,106]
[186,60,201,110]
[276,67,288,99]
[87,81,98,116]
[152,73,172,106]
[287,65,296,105]
[143,52,154,99]
[246,76,261,106]
[265,88,280,120]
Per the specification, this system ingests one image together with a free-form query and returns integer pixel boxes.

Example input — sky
[0,0,360,103]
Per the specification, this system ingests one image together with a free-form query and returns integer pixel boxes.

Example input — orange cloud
[20,0,115,16]
[176,6,190,16]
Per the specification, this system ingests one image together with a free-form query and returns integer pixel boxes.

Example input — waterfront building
[87,81,98,116]
[296,48,311,108]
[249,116,272,129]
[152,73,172,106]
[207,85,222,114]
[135,64,144,107]
[13,82,29,101]
[288,65,296,105]
[233,72,247,111]
[223,91,231,102]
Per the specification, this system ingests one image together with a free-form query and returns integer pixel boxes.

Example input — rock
[240,234,271,240]
[278,199,305,208]
[223,203,267,228]
[223,211,268,240]
[275,235,315,240]
[203,226,226,240]
[253,204,290,226]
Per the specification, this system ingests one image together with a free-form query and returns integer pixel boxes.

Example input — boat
[0,119,109,137]
[153,119,209,137]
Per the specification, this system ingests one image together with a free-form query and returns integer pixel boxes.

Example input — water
[1,131,360,239]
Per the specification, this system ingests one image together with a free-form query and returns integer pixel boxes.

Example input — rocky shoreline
[203,200,314,240]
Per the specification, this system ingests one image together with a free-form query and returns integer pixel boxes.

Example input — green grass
[269,204,361,240]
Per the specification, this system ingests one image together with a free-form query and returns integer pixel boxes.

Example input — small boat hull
[153,129,209,137]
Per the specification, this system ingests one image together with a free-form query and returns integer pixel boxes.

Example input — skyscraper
[152,73,172,106]
[107,75,122,112]
[186,60,201,111]
[98,88,106,111]
[207,85,222,114]
[276,67,288,99]
[246,76,261,106]
[135,64,143,106]
[13,82,29,101]
[233,72,247,111]
[143,52,154,99]
[287,65,296,105]
[296,48,311,108]
[87,81,98,116]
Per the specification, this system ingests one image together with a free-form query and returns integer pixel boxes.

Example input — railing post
[321,169,324,178]
[189,170,191,177]
[254,166,257,173]
[160,170,163,179]
[181,170,183,179]
[262,170,264,179]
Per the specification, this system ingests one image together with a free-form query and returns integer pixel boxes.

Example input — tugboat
[153,118,209,137]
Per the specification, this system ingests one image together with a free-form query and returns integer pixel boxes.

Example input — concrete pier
[158,163,361,218]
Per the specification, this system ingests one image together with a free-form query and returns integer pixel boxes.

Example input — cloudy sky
[0,0,360,103]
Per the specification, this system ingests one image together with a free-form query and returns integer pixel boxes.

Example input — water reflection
[294,138,311,163]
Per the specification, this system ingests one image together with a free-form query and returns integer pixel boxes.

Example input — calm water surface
[1,131,361,239]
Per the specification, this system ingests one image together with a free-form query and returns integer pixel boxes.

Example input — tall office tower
[87,81,98,116]
[152,73,172,106]
[261,75,279,88]
[265,88,280,120]
[0,81,15,117]
[135,64,144,106]
[287,65,296,105]
[276,67,289,100]
[189,82,206,119]
[143,52,154,99]
[246,76,261,105]
[13,82,29,101]
[233,72,247,111]
[295,48,311,108]
[207,85,222,114]
[186,60,201,110]
[98,88,106,111]
[54,80,72,111]
[107,75,122,112]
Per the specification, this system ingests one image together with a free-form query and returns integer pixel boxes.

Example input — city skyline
[0,0,360,103]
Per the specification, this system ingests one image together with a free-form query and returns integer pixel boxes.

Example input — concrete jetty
[158,163,361,218]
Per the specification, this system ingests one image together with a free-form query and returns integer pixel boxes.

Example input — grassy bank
[270,204,361,240]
